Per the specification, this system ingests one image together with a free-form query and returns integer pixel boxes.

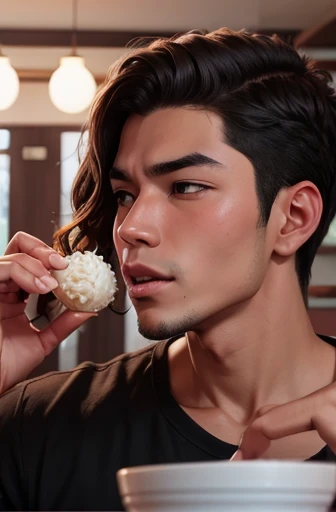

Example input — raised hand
[231,388,336,460]
[0,232,94,394]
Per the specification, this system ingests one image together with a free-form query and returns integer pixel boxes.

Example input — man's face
[112,107,270,339]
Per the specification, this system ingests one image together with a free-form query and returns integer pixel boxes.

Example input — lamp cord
[71,0,78,56]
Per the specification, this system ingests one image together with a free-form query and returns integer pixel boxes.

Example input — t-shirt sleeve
[0,384,28,510]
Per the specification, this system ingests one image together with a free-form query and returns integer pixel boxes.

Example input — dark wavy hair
[53,27,336,299]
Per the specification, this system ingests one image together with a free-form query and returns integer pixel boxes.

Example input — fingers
[231,385,336,460]
[4,231,69,271]
[0,280,19,293]
[310,405,336,453]
[0,302,26,320]
[231,423,272,460]
[230,405,279,461]
[38,309,96,355]
[0,292,21,304]
[0,231,69,299]
[248,393,321,443]
[0,257,59,295]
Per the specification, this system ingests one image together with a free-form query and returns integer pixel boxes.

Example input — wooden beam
[0,28,182,48]
[295,16,336,48]
[313,60,336,71]
[318,245,336,254]
[16,59,336,83]
[253,28,300,44]
[0,27,301,49]
[309,285,336,297]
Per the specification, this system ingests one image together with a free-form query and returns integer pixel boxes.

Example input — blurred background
[0,0,336,377]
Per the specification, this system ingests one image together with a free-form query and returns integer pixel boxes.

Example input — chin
[138,321,184,341]
[137,312,199,341]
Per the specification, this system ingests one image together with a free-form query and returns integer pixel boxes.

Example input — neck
[169,267,336,427]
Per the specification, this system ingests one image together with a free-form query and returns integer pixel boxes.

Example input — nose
[116,194,162,248]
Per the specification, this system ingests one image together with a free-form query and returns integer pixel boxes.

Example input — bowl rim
[117,460,336,494]
[118,459,336,476]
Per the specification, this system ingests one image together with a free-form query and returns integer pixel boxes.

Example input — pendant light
[0,44,20,110]
[48,0,97,114]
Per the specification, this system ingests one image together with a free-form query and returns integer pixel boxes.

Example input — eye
[173,182,208,195]
[113,190,135,207]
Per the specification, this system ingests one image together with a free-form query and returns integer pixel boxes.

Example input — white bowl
[117,460,336,512]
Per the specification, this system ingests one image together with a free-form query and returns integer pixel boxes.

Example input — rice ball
[51,250,117,312]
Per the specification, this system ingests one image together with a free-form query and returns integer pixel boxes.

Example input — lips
[122,263,172,283]
[122,263,174,298]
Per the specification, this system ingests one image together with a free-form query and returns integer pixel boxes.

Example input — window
[0,129,10,150]
[0,130,11,256]
[60,131,88,227]
[58,131,88,370]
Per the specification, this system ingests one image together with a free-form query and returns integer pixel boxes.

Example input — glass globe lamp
[0,56,20,110]
[49,55,97,114]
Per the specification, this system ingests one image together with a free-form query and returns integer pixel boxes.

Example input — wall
[0,47,126,125]
[1,46,335,351]
[309,254,336,311]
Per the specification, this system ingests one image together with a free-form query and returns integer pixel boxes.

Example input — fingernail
[49,253,68,268]
[230,449,243,461]
[36,275,59,291]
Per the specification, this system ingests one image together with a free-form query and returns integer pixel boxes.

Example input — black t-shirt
[0,335,336,511]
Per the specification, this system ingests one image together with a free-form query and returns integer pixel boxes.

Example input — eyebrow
[109,152,224,181]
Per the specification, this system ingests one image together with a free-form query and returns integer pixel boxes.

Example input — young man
[1,28,336,511]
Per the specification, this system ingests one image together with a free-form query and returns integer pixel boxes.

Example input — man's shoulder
[0,341,161,415]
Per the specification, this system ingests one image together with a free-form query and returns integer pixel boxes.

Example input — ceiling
[0,1,335,126]
[1,0,335,33]
[1,0,335,84]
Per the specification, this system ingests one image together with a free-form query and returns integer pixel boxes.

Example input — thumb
[255,404,280,417]
[38,309,97,355]
[230,404,279,461]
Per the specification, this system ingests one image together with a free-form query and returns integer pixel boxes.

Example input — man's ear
[272,181,323,257]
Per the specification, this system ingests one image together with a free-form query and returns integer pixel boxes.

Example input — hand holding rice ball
[51,251,117,313]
